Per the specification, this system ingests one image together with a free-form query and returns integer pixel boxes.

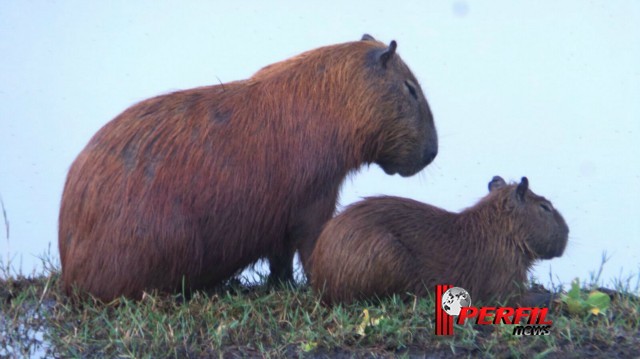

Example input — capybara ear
[488,176,506,192]
[516,177,529,202]
[361,34,376,41]
[380,40,397,68]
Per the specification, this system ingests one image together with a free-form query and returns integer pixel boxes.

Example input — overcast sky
[1,1,639,289]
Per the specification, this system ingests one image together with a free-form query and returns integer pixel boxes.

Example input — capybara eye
[540,203,553,212]
[404,80,418,100]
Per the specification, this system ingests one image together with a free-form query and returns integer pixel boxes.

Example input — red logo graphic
[435,284,454,335]
[435,285,553,336]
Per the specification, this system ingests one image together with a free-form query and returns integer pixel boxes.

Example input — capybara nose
[423,148,438,166]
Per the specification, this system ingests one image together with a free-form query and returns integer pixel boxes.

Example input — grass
[1,253,639,358]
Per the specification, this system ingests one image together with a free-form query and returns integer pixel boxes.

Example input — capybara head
[254,34,439,177]
[486,176,569,260]
[308,176,569,305]
[359,34,438,176]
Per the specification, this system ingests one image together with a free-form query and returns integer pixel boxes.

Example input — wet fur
[308,177,569,305]
[59,35,438,301]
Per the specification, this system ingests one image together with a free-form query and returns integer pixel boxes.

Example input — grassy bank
[1,262,639,358]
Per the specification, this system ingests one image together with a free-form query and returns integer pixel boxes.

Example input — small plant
[560,278,611,316]
[355,308,385,337]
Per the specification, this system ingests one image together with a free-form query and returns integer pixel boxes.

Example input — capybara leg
[267,247,295,286]
[291,194,339,274]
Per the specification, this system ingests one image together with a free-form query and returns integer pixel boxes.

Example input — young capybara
[308,176,569,305]
[58,34,438,301]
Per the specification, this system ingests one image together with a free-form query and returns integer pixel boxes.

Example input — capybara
[308,176,569,305]
[59,34,438,301]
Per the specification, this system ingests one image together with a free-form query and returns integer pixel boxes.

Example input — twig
[216,76,226,92]
[0,193,10,271]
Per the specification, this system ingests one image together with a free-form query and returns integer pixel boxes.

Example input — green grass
[1,255,639,358]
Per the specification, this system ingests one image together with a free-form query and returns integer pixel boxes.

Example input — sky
[1,1,639,290]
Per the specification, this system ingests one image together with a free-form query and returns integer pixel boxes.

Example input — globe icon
[441,287,472,316]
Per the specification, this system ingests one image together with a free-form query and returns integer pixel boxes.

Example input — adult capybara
[309,176,569,305]
[59,34,438,301]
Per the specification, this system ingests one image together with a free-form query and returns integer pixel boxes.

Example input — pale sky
[1,1,639,289]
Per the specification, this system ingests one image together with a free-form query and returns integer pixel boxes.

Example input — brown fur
[308,176,569,305]
[58,35,438,301]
